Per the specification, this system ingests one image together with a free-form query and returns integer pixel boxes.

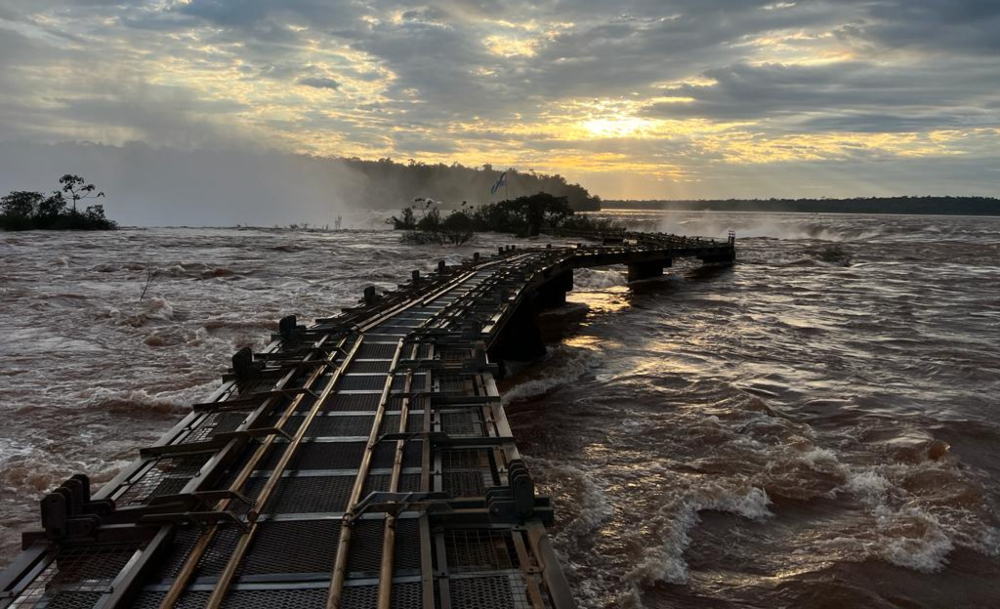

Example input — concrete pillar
[698,251,736,265]
[489,300,546,362]
[535,270,573,310]
[627,260,665,282]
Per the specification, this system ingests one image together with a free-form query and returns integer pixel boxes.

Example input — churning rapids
[1,212,999,608]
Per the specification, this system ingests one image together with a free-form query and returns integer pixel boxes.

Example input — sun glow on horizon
[2,1,996,199]
[581,116,656,138]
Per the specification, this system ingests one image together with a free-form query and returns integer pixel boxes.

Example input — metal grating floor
[449,575,533,609]
[444,530,519,572]
[7,544,140,608]
[239,520,341,575]
[244,475,356,514]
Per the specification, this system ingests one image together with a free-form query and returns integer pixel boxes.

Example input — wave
[268,244,310,253]
[202,318,277,332]
[574,268,627,290]
[838,462,1000,572]
[112,295,177,327]
[150,261,244,280]
[659,213,884,242]
[91,262,147,273]
[760,436,1000,574]
[502,347,599,404]
[626,484,772,586]
[738,245,854,267]
[530,382,1000,607]
[81,383,217,417]
[533,459,614,540]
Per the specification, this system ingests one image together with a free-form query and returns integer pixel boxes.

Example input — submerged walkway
[0,231,735,609]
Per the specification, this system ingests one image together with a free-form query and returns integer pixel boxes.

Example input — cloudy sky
[1,0,999,202]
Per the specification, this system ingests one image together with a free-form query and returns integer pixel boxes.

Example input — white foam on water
[833,461,1000,572]
[876,506,955,572]
[502,347,598,404]
[798,446,839,466]
[529,458,624,608]
[125,294,176,325]
[625,485,772,587]
[535,459,614,540]
[659,212,885,242]
[574,268,627,290]
[81,381,220,416]
[845,469,894,509]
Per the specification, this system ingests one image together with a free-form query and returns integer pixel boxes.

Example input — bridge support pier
[535,270,573,310]
[627,258,672,282]
[698,251,736,265]
[490,300,546,364]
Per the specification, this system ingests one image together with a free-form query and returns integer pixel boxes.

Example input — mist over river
[1,212,999,608]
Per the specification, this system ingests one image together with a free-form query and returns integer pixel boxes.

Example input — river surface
[1,212,999,608]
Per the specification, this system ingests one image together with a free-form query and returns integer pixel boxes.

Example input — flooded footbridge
[0,232,735,609]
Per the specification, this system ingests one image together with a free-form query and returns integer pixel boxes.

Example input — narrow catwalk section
[0,232,735,609]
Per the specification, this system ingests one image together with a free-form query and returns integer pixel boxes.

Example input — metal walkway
[0,232,736,609]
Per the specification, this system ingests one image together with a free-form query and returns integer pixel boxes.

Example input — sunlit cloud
[483,34,539,58]
[0,0,997,199]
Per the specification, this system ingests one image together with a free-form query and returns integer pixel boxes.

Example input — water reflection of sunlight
[561,335,604,351]
[566,286,631,314]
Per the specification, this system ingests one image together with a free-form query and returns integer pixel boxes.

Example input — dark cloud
[174,0,355,30]
[854,0,1000,54]
[297,77,340,90]
[800,114,967,133]
[0,0,998,204]
[644,60,1000,132]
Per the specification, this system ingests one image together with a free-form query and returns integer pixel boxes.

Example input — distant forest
[340,158,602,211]
[0,143,603,226]
[604,197,1000,216]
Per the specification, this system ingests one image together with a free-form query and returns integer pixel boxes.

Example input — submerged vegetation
[389,192,621,244]
[1,175,116,230]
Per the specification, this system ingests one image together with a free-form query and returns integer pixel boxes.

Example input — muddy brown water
[1,212,998,608]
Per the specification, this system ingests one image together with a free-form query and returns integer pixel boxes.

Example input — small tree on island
[59,174,104,213]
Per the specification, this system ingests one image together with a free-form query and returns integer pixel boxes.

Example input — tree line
[343,158,602,212]
[1,174,116,230]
